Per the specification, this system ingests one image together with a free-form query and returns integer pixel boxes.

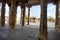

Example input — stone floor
[0,25,60,40]
[48,28,60,40]
[0,25,39,40]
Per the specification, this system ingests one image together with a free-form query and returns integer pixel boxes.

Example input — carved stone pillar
[39,0,48,40]
[21,1,26,26]
[27,7,30,25]
[9,0,17,30]
[20,7,23,24]
[55,2,60,31]
[1,1,5,27]
[22,7,26,26]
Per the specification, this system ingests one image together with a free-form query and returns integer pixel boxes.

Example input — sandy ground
[0,22,60,40]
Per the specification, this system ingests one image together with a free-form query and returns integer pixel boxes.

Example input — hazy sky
[0,3,56,19]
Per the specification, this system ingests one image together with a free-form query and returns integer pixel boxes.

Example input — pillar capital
[27,5,32,8]
[8,3,11,7]
[21,4,25,9]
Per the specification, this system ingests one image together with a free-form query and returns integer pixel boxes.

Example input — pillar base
[9,29,15,31]
[56,28,60,32]
[38,38,47,40]
[56,25,60,32]
[9,26,15,31]
[38,38,41,40]
[38,35,47,40]
[0,25,5,27]
[1,24,5,27]
[27,24,29,25]
[22,25,24,26]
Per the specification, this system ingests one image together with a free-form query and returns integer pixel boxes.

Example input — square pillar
[21,7,26,26]
[9,0,17,30]
[39,0,48,40]
[21,1,26,26]
[1,1,5,27]
[20,7,23,24]
[55,2,60,31]
[27,7,30,25]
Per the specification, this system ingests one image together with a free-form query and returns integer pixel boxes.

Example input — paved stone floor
[0,25,39,40]
[0,25,60,40]
[48,28,60,40]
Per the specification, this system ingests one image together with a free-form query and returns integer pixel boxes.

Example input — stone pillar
[1,1,5,27]
[39,0,47,40]
[27,7,30,25]
[21,1,26,26]
[22,7,25,26]
[55,2,60,31]
[20,7,23,24]
[9,0,17,30]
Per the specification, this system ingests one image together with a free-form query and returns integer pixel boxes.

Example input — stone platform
[0,24,60,40]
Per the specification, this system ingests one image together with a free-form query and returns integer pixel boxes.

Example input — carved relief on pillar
[9,0,17,30]
[39,0,48,40]
[55,2,60,31]
[55,3,59,26]
[20,0,26,26]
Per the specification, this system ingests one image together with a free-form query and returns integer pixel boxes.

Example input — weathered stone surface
[27,7,30,25]
[39,0,48,40]
[1,1,5,27]
[0,25,60,40]
[0,25,39,40]
[55,3,60,32]
[9,0,17,30]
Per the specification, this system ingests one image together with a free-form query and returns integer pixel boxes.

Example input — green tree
[48,16,55,22]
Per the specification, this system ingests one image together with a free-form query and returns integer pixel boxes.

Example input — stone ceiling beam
[0,0,60,7]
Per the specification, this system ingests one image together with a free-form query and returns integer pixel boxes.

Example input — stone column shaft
[22,7,25,26]
[1,1,5,26]
[55,4,59,28]
[39,0,47,40]
[55,2,60,31]
[27,7,30,25]
[9,0,17,30]
[21,1,26,26]
[20,8,23,24]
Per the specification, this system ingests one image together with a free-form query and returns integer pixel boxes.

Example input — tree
[48,16,55,22]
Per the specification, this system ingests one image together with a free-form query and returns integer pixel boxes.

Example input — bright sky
[0,3,56,19]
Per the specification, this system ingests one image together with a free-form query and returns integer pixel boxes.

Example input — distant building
[25,16,37,23]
